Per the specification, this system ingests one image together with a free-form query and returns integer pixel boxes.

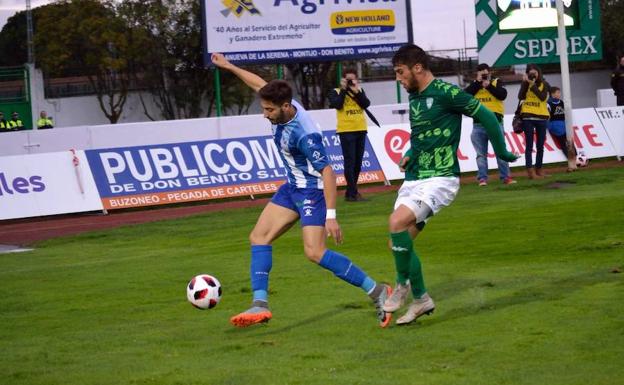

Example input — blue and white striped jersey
[272,100,329,189]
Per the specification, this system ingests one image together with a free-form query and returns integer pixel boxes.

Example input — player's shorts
[394,176,460,220]
[271,183,326,227]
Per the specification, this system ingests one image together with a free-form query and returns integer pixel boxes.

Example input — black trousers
[522,119,548,168]
[338,131,367,198]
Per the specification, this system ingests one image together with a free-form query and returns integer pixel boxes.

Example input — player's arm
[299,132,343,244]
[399,146,413,172]
[321,165,343,245]
[472,105,517,162]
[448,84,517,162]
[211,53,267,92]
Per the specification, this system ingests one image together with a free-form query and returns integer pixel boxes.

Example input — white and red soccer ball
[187,274,222,310]
[576,151,589,168]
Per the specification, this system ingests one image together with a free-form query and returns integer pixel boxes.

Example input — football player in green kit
[383,44,519,325]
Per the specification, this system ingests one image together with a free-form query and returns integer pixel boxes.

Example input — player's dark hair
[259,80,293,105]
[392,44,430,70]
[550,86,560,94]
[476,63,490,72]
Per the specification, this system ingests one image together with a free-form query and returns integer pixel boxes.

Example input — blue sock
[319,249,375,294]
[251,245,272,303]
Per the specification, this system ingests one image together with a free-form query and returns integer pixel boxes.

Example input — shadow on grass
[224,307,351,337]
[408,268,619,329]
[229,269,619,335]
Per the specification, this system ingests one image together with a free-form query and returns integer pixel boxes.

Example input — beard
[269,109,288,124]
[404,77,419,93]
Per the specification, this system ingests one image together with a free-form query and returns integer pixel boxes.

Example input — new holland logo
[221,0,261,18]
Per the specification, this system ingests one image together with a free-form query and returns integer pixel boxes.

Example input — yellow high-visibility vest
[8,119,23,130]
[521,82,549,117]
[334,88,367,134]
[37,118,54,128]
[474,79,504,115]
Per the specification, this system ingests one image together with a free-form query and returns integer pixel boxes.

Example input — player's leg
[297,187,392,327]
[302,225,392,327]
[386,204,435,325]
[470,124,489,184]
[385,179,460,324]
[230,186,300,327]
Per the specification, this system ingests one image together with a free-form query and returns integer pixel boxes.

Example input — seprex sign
[476,0,602,66]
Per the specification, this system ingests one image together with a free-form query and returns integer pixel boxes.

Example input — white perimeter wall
[25,68,613,129]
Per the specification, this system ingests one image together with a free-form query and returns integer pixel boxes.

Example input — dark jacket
[611,68,624,96]
[518,78,550,120]
[464,78,507,122]
[327,88,371,110]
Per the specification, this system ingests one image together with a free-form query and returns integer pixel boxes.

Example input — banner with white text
[0,151,103,220]
[367,108,618,181]
[595,106,624,157]
[202,0,412,64]
[85,132,385,210]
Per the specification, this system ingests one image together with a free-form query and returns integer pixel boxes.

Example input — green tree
[35,0,130,123]
[601,0,624,65]
[118,0,254,120]
[286,62,335,109]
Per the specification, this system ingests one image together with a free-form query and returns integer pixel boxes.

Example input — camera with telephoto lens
[528,73,537,81]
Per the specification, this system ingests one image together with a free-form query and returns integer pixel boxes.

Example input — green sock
[390,231,412,285]
[408,247,427,298]
[390,230,427,297]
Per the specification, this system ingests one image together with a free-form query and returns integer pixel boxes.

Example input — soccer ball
[187,274,222,310]
[576,152,589,168]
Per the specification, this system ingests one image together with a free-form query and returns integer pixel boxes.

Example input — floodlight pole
[26,0,34,64]
[336,62,342,86]
[556,0,576,169]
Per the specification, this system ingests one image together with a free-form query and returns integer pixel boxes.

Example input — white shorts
[394,177,460,219]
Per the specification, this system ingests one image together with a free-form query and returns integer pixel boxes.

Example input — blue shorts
[271,183,326,227]
[548,120,566,136]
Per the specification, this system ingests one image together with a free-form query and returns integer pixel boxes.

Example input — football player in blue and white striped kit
[211,53,392,328]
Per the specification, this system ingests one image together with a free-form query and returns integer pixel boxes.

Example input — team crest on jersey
[426,97,433,109]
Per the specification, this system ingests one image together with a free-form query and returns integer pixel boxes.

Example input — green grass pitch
[1,166,623,385]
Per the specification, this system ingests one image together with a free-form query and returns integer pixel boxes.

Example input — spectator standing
[547,86,577,172]
[327,68,371,202]
[37,111,54,129]
[8,112,25,131]
[611,57,624,106]
[464,63,516,186]
[518,64,550,179]
[0,112,8,132]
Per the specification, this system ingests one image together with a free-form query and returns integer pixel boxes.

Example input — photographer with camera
[465,63,515,186]
[518,63,550,179]
[328,68,372,202]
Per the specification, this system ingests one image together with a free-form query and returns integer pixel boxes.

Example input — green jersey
[404,78,481,180]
